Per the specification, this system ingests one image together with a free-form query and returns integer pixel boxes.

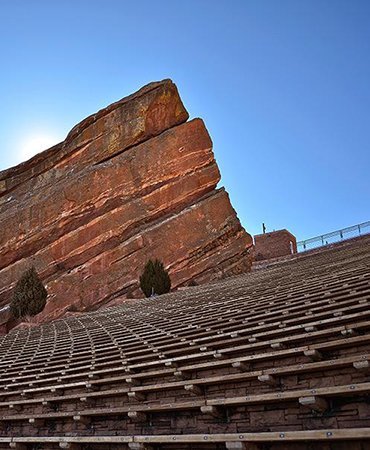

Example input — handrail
[297,221,370,252]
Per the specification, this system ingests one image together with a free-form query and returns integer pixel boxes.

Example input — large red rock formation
[0,80,253,323]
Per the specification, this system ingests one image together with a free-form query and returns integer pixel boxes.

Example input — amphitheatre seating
[0,236,369,448]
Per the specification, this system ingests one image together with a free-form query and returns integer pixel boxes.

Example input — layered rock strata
[0,79,253,323]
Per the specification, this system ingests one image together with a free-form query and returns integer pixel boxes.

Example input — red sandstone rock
[0,80,253,325]
[0,80,188,199]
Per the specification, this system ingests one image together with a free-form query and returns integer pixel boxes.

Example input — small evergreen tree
[10,267,47,319]
[140,259,171,297]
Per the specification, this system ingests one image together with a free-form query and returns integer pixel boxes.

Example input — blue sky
[0,0,369,241]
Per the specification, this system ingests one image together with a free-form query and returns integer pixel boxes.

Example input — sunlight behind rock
[19,134,58,162]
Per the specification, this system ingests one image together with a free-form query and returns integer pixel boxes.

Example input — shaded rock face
[0,79,253,323]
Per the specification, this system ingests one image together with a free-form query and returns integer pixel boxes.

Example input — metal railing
[297,221,370,252]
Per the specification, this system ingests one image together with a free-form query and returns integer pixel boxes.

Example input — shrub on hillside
[10,267,47,319]
[140,259,171,297]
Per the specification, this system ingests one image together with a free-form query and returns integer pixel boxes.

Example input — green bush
[140,259,171,297]
[10,267,47,319]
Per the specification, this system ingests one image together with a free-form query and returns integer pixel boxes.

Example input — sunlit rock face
[0,79,253,323]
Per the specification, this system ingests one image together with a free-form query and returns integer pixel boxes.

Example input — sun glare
[19,134,59,163]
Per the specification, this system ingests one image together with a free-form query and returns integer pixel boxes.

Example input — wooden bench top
[1,381,370,421]
[0,428,368,444]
